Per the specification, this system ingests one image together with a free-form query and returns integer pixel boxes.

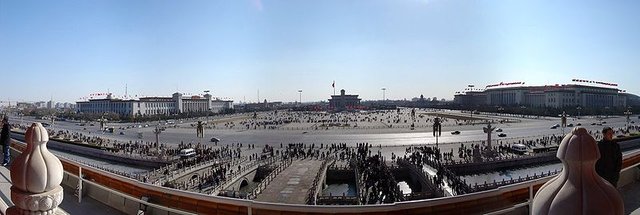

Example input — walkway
[254,159,324,204]
[622,180,640,215]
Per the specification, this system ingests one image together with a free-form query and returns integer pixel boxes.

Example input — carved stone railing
[532,127,624,214]
[7,123,64,215]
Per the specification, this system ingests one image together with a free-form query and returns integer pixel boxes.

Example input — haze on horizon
[1,0,639,104]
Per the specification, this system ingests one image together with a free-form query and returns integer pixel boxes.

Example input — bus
[510,144,528,155]
[532,146,559,154]
[179,148,197,158]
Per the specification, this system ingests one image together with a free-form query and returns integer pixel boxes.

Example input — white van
[510,144,528,155]
[179,148,197,158]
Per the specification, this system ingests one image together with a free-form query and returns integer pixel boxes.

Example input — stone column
[532,127,623,215]
[8,123,64,215]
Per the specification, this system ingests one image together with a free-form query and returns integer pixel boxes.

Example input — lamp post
[99,113,106,132]
[433,117,442,146]
[50,113,56,131]
[204,90,210,122]
[561,111,567,136]
[298,89,302,105]
[153,126,162,149]
[576,106,582,120]
[624,107,633,134]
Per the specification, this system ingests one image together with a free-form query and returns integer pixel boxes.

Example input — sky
[1,0,639,104]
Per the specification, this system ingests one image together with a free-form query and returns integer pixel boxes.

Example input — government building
[454,80,632,108]
[76,92,233,117]
[329,89,361,111]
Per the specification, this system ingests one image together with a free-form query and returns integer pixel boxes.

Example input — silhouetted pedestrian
[1,117,11,166]
[595,127,622,187]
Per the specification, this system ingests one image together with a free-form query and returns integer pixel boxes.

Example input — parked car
[496,128,503,132]
[119,131,125,135]
[210,137,221,143]
[498,133,507,137]
[551,124,560,129]
[451,131,461,135]
[567,123,574,127]
[576,123,582,126]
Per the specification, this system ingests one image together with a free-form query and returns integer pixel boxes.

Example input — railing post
[78,166,83,203]
[8,123,64,215]
[532,127,623,215]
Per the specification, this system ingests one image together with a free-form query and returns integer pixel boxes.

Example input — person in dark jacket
[595,127,622,187]
[0,117,10,166]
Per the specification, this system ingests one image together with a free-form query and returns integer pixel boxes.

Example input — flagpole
[333,81,336,96]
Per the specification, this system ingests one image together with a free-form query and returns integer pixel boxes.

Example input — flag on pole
[332,81,335,88]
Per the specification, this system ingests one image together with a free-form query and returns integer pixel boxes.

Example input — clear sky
[1,0,639,104]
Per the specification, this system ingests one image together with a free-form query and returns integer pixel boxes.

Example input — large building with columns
[76,92,233,117]
[454,80,631,108]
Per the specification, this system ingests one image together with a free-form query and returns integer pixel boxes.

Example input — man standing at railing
[595,127,622,187]
[1,117,10,166]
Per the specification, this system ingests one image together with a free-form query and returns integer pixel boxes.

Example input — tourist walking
[1,117,10,166]
[595,127,622,187]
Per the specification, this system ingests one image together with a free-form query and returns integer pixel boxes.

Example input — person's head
[602,127,614,141]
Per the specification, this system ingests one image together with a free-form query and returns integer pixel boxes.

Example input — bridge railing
[307,159,335,205]
[468,169,560,193]
[247,158,293,199]
[9,138,640,214]
[209,156,280,194]
[395,158,445,198]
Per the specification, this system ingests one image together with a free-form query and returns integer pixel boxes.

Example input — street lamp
[560,111,567,136]
[624,107,633,133]
[381,88,386,101]
[204,90,210,123]
[298,89,302,105]
[153,126,162,149]
[433,117,442,146]
[576,106,582,119]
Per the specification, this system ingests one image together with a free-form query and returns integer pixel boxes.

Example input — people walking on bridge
[1,117,11,166]
[595,127,622,187]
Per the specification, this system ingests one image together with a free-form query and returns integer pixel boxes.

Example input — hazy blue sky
[1,0,639,103]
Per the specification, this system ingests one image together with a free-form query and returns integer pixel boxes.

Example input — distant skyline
[2,0,639,103]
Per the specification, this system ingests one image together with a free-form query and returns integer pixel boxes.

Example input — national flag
[332,81,335,88]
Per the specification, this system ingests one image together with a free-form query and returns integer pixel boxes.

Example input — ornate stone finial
[8,123,64,215]
[532,127,623,215]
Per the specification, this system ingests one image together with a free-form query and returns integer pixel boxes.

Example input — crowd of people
[407,146,471,195]
[208,109,479,130]
[355,143,404,204]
